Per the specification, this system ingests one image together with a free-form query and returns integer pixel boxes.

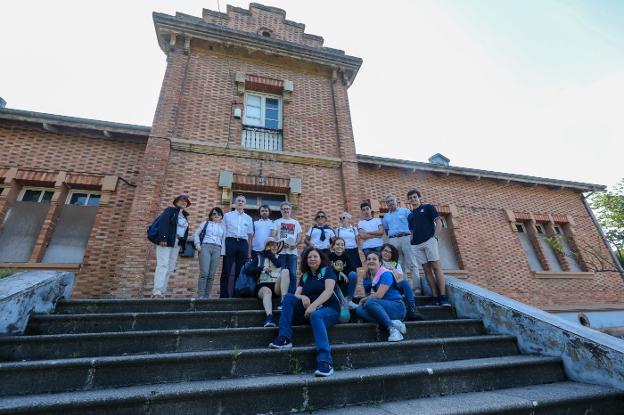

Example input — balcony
[241,125,283,152]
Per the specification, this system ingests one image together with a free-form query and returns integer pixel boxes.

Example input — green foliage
[591,179,624,267]
[0,269,15,279]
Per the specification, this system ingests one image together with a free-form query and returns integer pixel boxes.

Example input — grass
[0,268,15,279]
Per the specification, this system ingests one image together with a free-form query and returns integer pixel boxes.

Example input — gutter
[582,192,624,279]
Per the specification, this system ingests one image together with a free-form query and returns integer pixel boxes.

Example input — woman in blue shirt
[269,248,340,377]
[356,251,407,342]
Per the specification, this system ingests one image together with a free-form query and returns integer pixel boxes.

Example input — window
[42,191,101,263]
[0,187,55,262]
[437,216,460,270]
[535,223,563,272]
[232,192,286,220]
[553,225,583,272]
[515,223,543,272]
[244,93,281,129]
[19,188,54,203]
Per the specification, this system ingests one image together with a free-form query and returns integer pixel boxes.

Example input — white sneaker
[348,300,358,310]
[391,319,407,334]
[388,326,404,342]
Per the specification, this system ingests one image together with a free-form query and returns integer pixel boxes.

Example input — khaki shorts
[411,236,440,264]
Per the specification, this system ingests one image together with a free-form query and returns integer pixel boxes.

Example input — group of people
[149,190,449,377]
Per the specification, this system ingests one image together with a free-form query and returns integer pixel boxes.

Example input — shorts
[255,282,277,297]
[411,236,440,264]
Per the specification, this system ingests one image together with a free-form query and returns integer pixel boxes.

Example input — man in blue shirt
[407,189,449,307]
[382,194,422,295]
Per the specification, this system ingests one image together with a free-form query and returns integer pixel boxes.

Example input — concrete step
[310,381,624,415]
[25,307,455,335]
[54,296,433,314]
[0,355,566,415]
[1,319,485,362]
[0,335,518,396]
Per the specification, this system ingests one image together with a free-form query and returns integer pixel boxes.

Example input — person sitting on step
[328,238,359,310]
[380,243,424,321]
[269,248,340,377]
[356,251,407,342]
[247,237,289,327]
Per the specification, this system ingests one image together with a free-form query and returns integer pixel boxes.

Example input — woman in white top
[305,210,335,256]
[335,211,362,270]
[193,207,225,299]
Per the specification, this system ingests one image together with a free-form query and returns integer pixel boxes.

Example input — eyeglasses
[340,216,348,220]
[211,212,222,216]
[316,215,326,219]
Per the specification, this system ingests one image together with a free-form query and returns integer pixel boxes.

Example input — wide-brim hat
[264,237,284,253]
[172,194,191,207]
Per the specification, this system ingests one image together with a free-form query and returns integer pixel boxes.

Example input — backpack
[147,214,162,244]
[302,267,350,323]
[234,255,263,298]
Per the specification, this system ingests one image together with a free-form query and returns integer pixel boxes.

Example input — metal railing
[241,125,283,151]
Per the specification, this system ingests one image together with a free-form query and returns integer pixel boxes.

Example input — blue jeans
[355,298,406,329]
[278,293,340,364]
[279,254,298,294]
[397,279,416,311]
[338,271,358,299]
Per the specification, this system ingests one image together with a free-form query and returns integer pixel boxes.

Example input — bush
[0,269,15,279]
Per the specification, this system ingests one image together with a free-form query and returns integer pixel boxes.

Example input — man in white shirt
[272,201,302,293]
[220,195,254,298]
[358,201,384,257]
[251,205,274,257]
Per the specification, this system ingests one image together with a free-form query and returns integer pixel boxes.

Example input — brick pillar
[330,71,361,214]
[112,45,191,297]
[29,172,68,262]
[0,168,19,225]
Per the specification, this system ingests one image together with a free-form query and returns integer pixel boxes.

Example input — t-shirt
[328,252,354,275]
[307,226,336,250]
[334,226,358,249]
[372,271,403,302]
[382,208,411,236]
[251,218,274,252]
[273,218,302,256]
[408,204,439,245]
[383,261,403,277]
[299,267,339,310]
[358,218,383,249]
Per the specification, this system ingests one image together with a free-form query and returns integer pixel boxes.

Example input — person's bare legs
[274,269,290,302]
[258,287,273,316]
[422,263,440,297]
[429,260,446,296]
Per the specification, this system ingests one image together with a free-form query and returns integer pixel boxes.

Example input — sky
[1,0,622,189]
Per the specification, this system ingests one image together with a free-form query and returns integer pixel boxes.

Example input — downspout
[582,191,624,279]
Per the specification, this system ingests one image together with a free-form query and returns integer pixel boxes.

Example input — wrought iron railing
[241,125,283,151]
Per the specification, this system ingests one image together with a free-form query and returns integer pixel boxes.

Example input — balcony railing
[241,125,283,152]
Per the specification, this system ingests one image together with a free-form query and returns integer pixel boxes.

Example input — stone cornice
[170,138,342,168]
[152,12,362,85]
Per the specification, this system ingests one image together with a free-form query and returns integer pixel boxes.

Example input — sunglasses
[340,216,348,220]
[316,215,326,219]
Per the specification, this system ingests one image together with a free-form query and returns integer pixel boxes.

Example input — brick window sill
[533,271,594,280]
[0,262,82,272]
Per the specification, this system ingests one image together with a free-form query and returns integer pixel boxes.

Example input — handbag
[234,256,261,298]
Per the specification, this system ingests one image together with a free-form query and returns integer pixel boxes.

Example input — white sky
[1,1,622,188]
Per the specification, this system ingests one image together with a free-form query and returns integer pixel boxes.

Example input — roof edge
[356,154,605,192]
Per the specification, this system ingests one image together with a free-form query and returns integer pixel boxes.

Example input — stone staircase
[0,297,622,414]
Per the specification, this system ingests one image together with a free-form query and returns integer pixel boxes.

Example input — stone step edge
[309,381,624,415]
[56,296,433,305]
[0,355,562,411]
[0,335,517,370]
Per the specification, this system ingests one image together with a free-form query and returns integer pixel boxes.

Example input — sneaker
[440,295,451,308]
[263,315,276,328]
[347,300,359,310]
[276,300,283,311]
[269,336,292,349]
[406,309,424,321]
[391,319,407,334]
[388,326,404,342]
[314,361,334,377]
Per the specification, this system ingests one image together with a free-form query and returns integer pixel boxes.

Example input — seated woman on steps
[269,248,340,377]
[328,238,359,310]
[356,251,407,342]
[380,243,424,321]
[246,237,289,328]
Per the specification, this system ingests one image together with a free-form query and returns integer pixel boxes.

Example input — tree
[591,179,624,268]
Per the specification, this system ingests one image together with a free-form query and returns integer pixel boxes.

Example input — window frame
[17,187,55,203]
[65,190,101,207]
[243,92,283,130]
[231,192,287,211]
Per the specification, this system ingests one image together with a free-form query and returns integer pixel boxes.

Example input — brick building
[1,4,622,322]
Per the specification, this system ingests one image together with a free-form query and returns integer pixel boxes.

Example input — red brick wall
[357,164,624,307]
[0,121,146,297]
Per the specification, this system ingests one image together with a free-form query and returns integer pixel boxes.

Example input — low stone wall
[446,276,624,390]
[0,271,74,335]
